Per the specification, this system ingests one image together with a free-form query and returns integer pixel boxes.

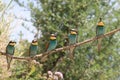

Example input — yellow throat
[32,42,38,45]
[50,36,56,40]
[97,21,104,26]
[9,43,15,46]
[70,31,77,35]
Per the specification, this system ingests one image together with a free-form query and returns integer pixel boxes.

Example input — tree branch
[35,28,120,59]
[0,51,31,60]
[0,28,120,61]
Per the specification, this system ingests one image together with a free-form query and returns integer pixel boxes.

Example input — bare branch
[35,28,120,60]
[0,51,31,61]
[0,28,120,61]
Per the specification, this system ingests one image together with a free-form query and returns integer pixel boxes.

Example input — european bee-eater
[29,40,38,57]
[46,34,57,51]
[68,29,77,59]
[6,41,16,70]
[96,18,105,52]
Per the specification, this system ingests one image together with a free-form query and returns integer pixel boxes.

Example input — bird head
[9,41,16,46]
[50,34,56,40]
[32,40,38,45]
[70,29,77,35]
[97,18,104,26]
[97,22,104,26]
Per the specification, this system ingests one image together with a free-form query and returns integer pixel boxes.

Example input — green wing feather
[29,44,38,57]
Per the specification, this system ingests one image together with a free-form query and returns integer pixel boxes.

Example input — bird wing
[6,45,9,54]
[45,42,49,51]
[29,44,32,56]
[6,45,14,70]
[13,46,15,55]
[96,26,98,36]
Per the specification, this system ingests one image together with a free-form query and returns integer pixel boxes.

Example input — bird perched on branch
[27,40,38,79]
[6,41,16,70]
[46,34,57,51]
[41,34,57,62]
[68,29,78,59]
[96,18,105,52]
[68,29,77,45]
[96,18,105,36]
[29,40,38,58]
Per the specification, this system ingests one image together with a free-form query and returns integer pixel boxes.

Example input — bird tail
[6,56,12,70]
[97,38,102,52]
[69,46,75,59]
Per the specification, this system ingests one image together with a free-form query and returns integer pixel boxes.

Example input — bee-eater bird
[96,18,105,36]
[27,40,38,79]
[46,34,57,51]
[96,18,105,52]
[41,34,57,62]
[68,29,77,59]
[29,40,38,58]
[6,41,16,70]
[68,29,77,45]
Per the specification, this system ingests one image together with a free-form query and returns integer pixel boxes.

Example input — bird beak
[71,31,77,34]
[50,36,56,40]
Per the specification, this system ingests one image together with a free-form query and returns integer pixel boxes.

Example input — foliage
[0,0,15,79]
[14,0,120,80]
[0,0,13,50]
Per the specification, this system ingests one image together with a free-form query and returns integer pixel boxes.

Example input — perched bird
[96,18,105,36]
[41,34,57,62]
[46,34,57,51]
[68,29,77,59]
[27,40,38,79]
[6,41,16,70]
[96,18,105,52]
[29,40,38,58]
[68,29,77,45]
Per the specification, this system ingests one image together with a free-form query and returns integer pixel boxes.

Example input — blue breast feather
[96,26,105,36]
[6,45,15,55]
[68,34,77,45]
[30,45,38,56]
[47,40,57,51]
